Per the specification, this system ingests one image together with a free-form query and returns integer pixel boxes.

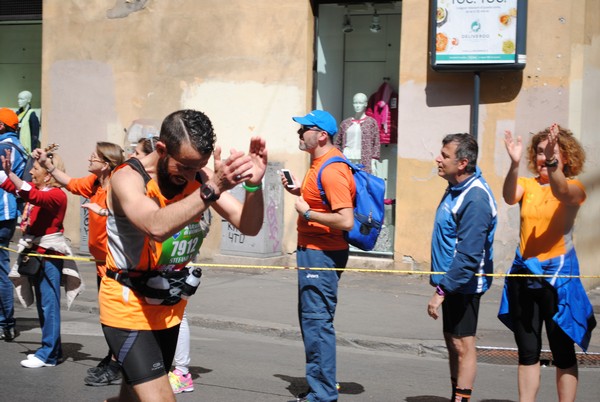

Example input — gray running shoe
[84,365,122,386]
[87,354,112,375]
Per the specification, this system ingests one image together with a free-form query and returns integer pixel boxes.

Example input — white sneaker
[20,354,55,368]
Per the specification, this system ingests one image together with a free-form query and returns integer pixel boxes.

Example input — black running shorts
[102,324,180,385]
[441,293,482,336]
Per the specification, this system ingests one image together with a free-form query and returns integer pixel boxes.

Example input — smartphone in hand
[281,169,295,188]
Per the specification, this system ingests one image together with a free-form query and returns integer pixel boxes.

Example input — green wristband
[242,182,262,192]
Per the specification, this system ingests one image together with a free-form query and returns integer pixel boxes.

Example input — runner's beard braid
[157,155,187,200]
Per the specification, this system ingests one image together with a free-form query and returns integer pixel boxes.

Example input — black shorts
[442,293,482,336]
[102,324,180,385]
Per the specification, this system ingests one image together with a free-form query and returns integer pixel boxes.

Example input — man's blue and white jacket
[430,167,497,294]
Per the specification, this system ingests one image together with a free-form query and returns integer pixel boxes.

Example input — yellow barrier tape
[0,245,102,263]
[3,245,600,279]
[189,262,600,279]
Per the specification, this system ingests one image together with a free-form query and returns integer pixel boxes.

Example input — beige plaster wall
[572,1,600,289]
[39,1,600,286]
[397,1,600,287]
[41,0,314,257]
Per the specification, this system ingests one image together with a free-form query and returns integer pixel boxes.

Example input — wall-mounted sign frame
[430,0,527,71]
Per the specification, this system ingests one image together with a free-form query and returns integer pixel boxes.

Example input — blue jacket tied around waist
[498,248,596,351]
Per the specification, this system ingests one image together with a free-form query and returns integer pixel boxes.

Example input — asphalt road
[2,307,600,402]
[1,256,599,401]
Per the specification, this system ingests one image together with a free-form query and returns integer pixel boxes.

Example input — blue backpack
[317,156,386,251]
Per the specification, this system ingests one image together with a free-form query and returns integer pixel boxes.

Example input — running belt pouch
[17,252,43,277]
[106,269,189,305]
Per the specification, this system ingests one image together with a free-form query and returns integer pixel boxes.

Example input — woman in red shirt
[35,142,124,283]
[35,142,124,385]
[0,150,67,368]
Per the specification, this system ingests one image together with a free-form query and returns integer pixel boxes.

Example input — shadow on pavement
[15,317,39,332]
[188,365,213,380]
[481,400,516,402]
[62,342,96,363]
[274,374,365,397]
[274,374,309,398]
[12,341,94,365]
[406,396,516,402]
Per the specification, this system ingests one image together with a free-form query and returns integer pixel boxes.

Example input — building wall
[396,0,600,288]
[41,0,314,257]
[572,1,600,289]
[41,1,600,288]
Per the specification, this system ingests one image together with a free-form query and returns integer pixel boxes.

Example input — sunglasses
[297,126,320,135]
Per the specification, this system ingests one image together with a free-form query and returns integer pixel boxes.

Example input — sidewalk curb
[64,300,449,360]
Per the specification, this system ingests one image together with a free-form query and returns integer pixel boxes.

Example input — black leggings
[507,278,576,368]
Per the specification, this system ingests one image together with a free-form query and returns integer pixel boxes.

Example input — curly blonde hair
[526,125,586,178]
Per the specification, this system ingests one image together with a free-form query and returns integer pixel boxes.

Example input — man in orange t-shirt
[281,110,355,402]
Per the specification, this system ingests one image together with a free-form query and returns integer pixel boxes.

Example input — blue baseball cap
[292,110,338,136]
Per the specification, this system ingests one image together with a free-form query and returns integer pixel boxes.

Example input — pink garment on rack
[366,82,398,144]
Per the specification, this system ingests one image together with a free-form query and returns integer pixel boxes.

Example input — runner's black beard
[157,156,187,200]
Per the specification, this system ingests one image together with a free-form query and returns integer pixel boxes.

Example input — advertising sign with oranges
[430,0,526,71]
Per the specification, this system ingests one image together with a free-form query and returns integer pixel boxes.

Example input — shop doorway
[313,1,402,256]
[0,1,42,118]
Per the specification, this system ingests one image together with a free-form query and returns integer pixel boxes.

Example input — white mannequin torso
[341,93,370,161]
[343,120,363,160]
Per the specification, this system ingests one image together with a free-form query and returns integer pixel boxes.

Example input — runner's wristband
[242,182,262,192]
[436,285,446,297]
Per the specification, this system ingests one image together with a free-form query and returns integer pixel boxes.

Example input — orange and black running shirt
[99,161,203,330]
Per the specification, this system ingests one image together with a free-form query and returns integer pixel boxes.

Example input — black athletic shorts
[102,324,180,385]
[442,293,482,336]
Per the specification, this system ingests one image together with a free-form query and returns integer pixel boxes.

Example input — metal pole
[471,71,480,141]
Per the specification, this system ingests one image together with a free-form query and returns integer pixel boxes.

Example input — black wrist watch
[200,183,220,202]
[545,158,559,168]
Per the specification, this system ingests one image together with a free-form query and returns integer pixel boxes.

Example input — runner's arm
[110,165,212,242]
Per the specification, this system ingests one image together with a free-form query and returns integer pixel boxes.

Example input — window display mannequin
[334,92,380,173]
[16,90,40,152]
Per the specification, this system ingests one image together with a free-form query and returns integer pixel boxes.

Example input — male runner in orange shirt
[100,109,267,402]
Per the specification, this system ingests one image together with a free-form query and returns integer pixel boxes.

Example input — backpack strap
[4,140,29,158]
[316,156,356,207]
[3,141,29,177]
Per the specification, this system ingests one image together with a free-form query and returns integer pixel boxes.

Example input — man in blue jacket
[0,108,27,341]
[427,133,497,402]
